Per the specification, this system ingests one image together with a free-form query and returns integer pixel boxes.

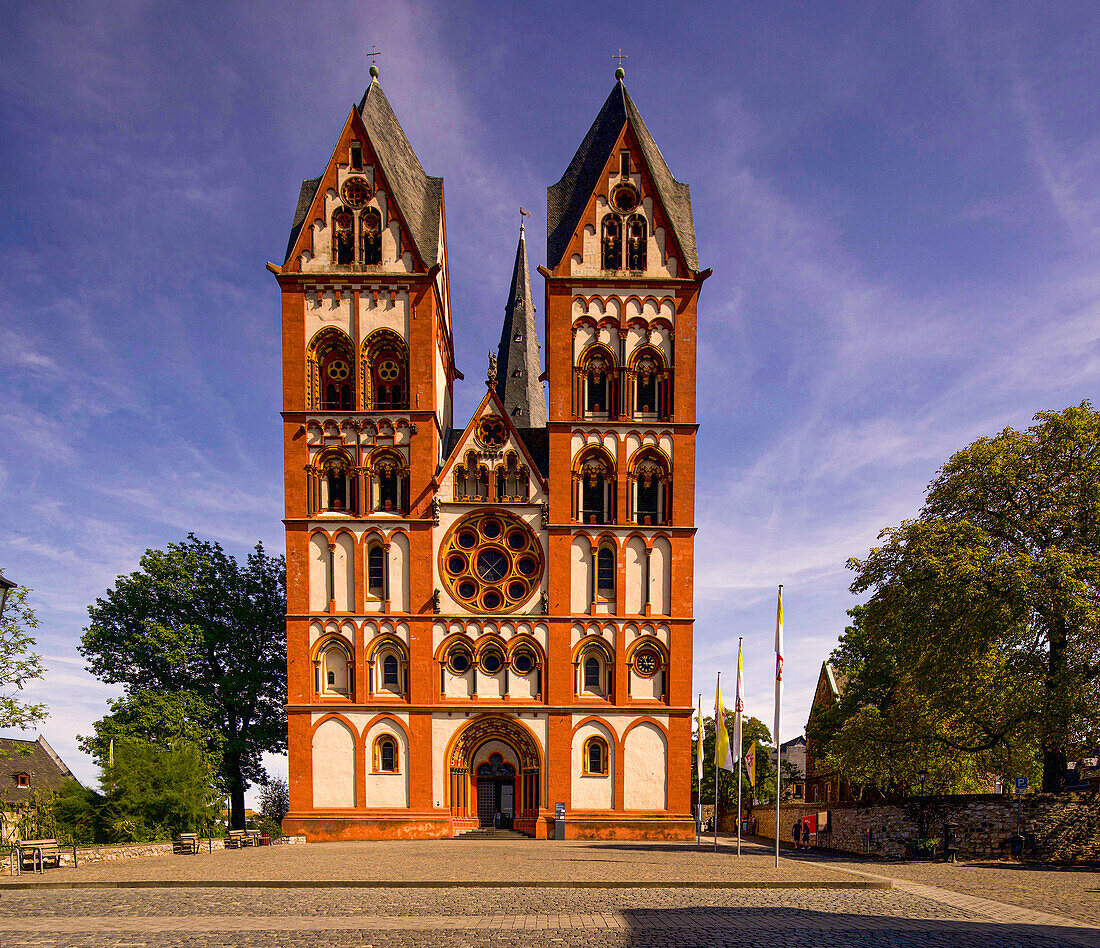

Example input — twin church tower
[272,66,707,840]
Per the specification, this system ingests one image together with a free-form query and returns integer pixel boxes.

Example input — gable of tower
[547,80,698,278]
[437,388,548,504]
[283,83,443,273]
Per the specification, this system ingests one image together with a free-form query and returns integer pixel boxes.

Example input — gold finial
[612,49,627,79]
[367,45,381,78]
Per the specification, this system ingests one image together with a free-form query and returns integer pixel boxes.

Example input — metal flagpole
[713,672,721,851]
[774,584,784,869]
[696,693,702,847]
[736,636,743,857]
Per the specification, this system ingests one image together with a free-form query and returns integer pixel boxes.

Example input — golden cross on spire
[367,45,381,77]
[612,49,628,69]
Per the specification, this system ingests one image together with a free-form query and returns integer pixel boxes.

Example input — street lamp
[0,571,15,621]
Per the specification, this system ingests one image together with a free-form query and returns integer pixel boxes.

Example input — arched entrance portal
[475,753,515,828]
[448,714,541,836]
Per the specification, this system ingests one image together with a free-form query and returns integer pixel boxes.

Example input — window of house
[597,546,615,599]
[367,544,385,599]
[578,452,613,524]
[584,737,608,775]
[332,208,355,265]
[319,643,350,696]
[382,654,399,687]
[361,208,382,265]
[634,354,660,416]
[512,649,534,674]
[321,353,352,411]
[375,736,397,773]
[320,452,352,512]
[584,355,611,415]
[16,773,29,788]
[350,141,363,171]
[627,214,647,270]
[632,453,669,526]
[620,150,630,177]
[584,655,601,687]
[447,644,472,674]
[601,214,622,270]
[370,345,406,410]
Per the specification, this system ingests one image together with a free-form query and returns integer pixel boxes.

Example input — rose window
[440,510,543,613]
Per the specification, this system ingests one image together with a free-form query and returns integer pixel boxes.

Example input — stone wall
[3,835,306,875]
[750,794,1100,863]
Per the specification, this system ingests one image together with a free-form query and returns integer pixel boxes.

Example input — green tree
[98,739,221,842]
[694,713,772,812]
[79,535,287,828]
[259,777,290,833]
[826,403,1100,792]
[0,581,47,734]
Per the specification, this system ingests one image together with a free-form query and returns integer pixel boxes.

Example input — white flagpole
[696,693,702,847]
[774,584,784,869]
[713,672,720,851]
[735,637,744,857]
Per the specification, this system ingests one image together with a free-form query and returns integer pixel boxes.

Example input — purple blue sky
[2,2,1099,799]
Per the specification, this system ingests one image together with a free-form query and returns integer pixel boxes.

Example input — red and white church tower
[272,65,706,840]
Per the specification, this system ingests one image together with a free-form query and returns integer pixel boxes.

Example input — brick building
[273,67,705,840]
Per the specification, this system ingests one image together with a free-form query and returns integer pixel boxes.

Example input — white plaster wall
[333,533,355,612]
[358,289,409,342]
[312,718,356,808]
[305,293,353,343]
[364,719,409,808]
[630,666,662,700]
[309,534,328,611]
[624,537,646,615]
[651,537,672,615]
[570,538,591,614]
[571,721,614,810]
[623,723,667,809]
[477,669,503,699]
[390,532,410,612]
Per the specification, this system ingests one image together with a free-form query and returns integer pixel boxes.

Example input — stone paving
[0,837,1096,947]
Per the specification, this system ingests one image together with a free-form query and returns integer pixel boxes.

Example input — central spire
[495,226,546,428]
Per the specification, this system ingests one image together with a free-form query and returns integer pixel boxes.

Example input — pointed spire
[495,227,546,428]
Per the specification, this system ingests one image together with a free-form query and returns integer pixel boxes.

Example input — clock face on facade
[633,647,659,677]
[440,510,543,613]
[610,182,640,214]
[341,176,372,208]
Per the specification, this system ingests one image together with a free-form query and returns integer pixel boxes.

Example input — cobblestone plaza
[2,838,1097,947]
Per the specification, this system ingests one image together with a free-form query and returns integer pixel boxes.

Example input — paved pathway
[0,837,1096,946]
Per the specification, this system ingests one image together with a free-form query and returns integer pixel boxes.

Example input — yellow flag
[715,676,735,772]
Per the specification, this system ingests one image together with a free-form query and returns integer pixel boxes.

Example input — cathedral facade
[274,67,706,840]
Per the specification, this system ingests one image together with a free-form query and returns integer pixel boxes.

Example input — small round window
[481,650,503,674]
[447,648,471,674]
[512,650,534,674]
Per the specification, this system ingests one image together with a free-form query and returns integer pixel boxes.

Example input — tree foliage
[259,777,290,831]
[694,714,773,810]
[0,581,47,734]
[79,535,287,827]
[815,404,1100,792]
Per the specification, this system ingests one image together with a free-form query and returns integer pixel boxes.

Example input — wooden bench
[18,839,61,873]
[226,829,254,848]
[175,833,201,854]
[247,829,262,846]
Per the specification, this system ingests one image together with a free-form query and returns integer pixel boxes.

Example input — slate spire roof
[546,76,698,273]
[284,77,444,268]
[495,229,546,428]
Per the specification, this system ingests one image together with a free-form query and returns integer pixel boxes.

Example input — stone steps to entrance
[453,828,529,840]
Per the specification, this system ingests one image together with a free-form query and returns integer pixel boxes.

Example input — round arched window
[512,650,534,674]
[447,646,472,674]
[439,510,543,613]
[480,649,503,674]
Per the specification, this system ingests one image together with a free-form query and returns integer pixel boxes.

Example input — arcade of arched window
[309,329,355,412]
[329,201,384,268]
[572,450,616,525]
[306,448,361,515]
[572,343,672,422]
[362,331,408,412]
[630,452,671,526]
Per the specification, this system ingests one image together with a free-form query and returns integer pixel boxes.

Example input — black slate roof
[0,736,78,805]
[547,78,698,273]
[495,232,547,428]
[283,79,443,268]
[357,80,443,268]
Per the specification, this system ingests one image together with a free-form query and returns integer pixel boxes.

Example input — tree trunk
[226,752,247,830]
[1041,623,1069,792]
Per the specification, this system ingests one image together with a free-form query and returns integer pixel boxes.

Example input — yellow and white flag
[715,675,735,772]
[773,586,784,747]
[745,742,756,787]
[696,694,704,788]
[733,639,745,763]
